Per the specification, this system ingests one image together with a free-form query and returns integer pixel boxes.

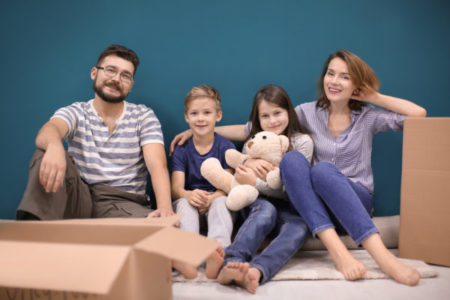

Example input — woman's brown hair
[317,50,380,110]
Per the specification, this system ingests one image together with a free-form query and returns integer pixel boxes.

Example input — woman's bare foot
[205,247,225,279]
[318,229,367,281]
[172,260,197,279]
[362,233,420,286]
[217,262,249,285]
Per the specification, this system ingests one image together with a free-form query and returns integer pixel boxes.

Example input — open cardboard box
[399,117,450,266]
[0,215,219,299]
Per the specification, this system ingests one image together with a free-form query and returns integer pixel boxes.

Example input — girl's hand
[169,129,192,156]
[186,189,209,208]
[244,158,274,180]
[234,165,257,186]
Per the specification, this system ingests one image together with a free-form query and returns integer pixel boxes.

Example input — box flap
[47,214,182,227]
[0,240,129,294]
[134,226,220,266]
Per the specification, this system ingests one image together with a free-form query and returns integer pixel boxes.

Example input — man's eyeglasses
[96,66,133,84]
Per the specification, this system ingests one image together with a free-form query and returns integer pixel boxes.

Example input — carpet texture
[172,250,438,282]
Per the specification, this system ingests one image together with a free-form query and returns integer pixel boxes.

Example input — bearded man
[17,45,174,220]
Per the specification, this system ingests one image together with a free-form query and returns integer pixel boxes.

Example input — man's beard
[93,80,127,103]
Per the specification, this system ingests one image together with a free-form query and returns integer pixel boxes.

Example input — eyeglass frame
[95,66,134,84]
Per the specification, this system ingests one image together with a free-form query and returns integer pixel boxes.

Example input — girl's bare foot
[172,260,197,279]
[217,262,249,285]
[205,247,225,279]
[243,267,261,294]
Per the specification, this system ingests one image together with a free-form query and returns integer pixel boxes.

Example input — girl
[170,50,426,286]
[215,85,313,293]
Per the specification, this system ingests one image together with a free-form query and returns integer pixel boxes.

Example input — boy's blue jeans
[223,197,309,284]
[280,151,378,246]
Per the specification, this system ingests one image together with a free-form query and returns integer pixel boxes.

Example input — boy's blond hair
[184,85,221,113]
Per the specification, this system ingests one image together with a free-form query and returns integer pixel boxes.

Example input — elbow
[416,107,427,118]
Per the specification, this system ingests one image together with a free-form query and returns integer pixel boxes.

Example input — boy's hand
[170,129,193,156]
[234,165,257,186]
[187,189,209,208]
[243,159,273,181]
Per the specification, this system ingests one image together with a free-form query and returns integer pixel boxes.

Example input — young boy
[171,85,235,279]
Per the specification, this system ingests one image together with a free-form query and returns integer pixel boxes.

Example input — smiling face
[257,100,289,135]
[185,97,222,138]
[91,55,135,103]
[323,57,357,105]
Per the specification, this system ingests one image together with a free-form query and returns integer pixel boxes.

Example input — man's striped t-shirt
[52,99,164,194]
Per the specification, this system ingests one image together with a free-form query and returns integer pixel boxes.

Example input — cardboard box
[0,216,219,300]
[399,117,450,266]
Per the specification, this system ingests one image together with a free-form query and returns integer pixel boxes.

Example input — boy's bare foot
[217,262,249,285]
[244,267,261,294]
[205,247,225,279]
[331,251,367,281]
[172,260,197,279]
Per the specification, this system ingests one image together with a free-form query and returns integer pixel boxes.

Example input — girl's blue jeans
[279,151,378,246]
[223,197,309,284]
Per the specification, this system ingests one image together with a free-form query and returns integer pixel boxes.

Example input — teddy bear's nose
[247,141,254,148]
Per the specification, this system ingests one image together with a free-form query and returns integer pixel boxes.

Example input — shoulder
[215,133,236,149]
[291,133,313,147]
[172,138,193,157]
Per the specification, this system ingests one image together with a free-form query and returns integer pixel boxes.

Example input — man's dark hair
[96,44,139,74]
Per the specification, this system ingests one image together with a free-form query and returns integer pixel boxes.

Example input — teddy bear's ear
[279,135,290,153]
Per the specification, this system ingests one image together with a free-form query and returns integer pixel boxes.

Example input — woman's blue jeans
[279,151,378,246]
[223,197,309,284]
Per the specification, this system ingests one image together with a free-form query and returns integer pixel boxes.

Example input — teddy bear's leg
[266,168,282,190]
[226,185,259,211]
[201,158,234,193]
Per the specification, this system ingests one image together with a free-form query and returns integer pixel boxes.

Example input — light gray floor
[172,254,450,300]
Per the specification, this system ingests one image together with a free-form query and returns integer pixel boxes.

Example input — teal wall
[1,0,449,219]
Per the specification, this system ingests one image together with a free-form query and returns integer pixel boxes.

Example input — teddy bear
[200,131,290,211]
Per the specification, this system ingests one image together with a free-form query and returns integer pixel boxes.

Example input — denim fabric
[224,197,309,284]
[280,151,378,246]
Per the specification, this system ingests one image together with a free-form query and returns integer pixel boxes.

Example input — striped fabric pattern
[295,101,405,193]
[52,99,164,194]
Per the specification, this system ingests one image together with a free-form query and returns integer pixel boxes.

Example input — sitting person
[171,85,236,279]
[16,44,173,220]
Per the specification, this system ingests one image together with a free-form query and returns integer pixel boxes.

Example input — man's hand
[39,143,66,193]
[147,207,175,218]
[169,129,193,156]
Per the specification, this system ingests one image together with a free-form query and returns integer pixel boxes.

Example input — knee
[310,162,336,185]
[280,152,309,176]
[174,198,197,214]
[252,199,277,220]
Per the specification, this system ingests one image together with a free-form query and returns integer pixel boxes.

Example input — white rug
[172,250,438,282]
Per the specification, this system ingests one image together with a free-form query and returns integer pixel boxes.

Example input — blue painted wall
[1,0,449,219]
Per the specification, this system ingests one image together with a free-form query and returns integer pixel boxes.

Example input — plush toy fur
[201,131,289,211]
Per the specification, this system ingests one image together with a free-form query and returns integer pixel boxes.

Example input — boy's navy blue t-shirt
[171,133,235,192]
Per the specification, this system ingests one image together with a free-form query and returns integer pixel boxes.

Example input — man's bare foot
[331,252,367,281]
[244,267,261,294]
[205,247,225,279]
[217,262,249,285]
[173,260,197,279]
